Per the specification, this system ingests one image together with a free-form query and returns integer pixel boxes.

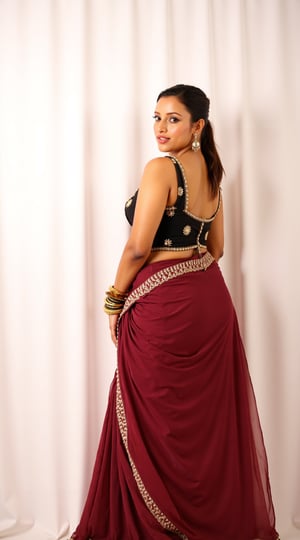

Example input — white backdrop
[0,1,299,539]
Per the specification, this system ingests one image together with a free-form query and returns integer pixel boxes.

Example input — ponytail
[157,84,224,195]
[201,120,224,197]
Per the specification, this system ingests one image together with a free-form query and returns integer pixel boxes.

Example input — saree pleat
[72,256,278,540]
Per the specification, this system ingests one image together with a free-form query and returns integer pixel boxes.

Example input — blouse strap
[165,155,185,209]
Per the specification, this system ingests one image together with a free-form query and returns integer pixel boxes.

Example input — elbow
[125,241,151,262]
[216,245,224,260]
[215,249,224,262]
[207,244,224,261]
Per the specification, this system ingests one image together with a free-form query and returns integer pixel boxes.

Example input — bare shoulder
[143,156,175,175]
[141,157,175,189]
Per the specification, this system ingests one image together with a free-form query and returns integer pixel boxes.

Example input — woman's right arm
[112,157,174,292]
[107,158,174,345]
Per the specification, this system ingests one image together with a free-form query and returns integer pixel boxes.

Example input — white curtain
[0,1,299,538]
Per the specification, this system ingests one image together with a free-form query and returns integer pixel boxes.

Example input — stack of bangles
[104,285,128,315]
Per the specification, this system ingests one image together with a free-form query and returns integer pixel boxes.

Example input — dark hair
[157,84,224,196]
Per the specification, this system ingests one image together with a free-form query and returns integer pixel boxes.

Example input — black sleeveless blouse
[125,155,221,252]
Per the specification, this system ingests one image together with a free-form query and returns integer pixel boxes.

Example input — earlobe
[198,119,205,132]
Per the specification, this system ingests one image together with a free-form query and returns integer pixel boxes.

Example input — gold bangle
[105,295,124,306]
[106,285,128,301]
[103,304,124,315]
[112,285,128,296]
[104,297,124,312]
[104,292,126,315]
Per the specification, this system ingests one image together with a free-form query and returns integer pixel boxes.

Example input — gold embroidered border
[115,253,214,537]
[115,370,188,539]
[120,251,214,319]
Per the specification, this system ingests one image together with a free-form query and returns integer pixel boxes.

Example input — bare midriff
[146,247,207,265]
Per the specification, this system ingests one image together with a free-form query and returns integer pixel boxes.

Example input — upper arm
[127,158,174,256]
[206,192,224,260]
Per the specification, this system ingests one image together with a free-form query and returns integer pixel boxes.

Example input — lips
[157,136,169,144]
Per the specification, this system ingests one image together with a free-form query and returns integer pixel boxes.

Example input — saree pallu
[72,254,279,540]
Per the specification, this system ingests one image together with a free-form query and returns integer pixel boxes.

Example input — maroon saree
[71,254,279,540]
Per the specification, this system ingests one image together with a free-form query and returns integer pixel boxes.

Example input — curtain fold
[0,1,299,538]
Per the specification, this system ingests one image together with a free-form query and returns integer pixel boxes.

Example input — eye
[169,117,180,123]
[152,114,160,121]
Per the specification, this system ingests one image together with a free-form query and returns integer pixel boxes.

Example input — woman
[71,84,279,540]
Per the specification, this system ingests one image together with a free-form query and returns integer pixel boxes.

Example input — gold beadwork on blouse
[164,239,173,247]
[170,155,221,222]
[126,198,133,207]
[196,222,205,253]
[148,155,221,253]
[151,245,198,252]
[165,206,176,217]
[183,225,191,236]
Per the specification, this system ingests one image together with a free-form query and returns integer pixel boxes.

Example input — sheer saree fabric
[71,254,278,540]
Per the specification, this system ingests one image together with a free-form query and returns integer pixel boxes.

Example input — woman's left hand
[109,314,119,347]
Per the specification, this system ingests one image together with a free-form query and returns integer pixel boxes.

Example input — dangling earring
[192,133,200,152]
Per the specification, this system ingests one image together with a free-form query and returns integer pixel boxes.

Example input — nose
[158,120,167,132]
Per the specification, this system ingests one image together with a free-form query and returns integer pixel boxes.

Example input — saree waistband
[120,251,214,319]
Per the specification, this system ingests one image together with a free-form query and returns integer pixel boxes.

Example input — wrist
[103,285,128,315]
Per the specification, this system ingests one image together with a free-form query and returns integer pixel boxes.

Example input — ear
[193,118,205,135]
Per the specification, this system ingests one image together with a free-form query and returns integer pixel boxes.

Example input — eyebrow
[154,111,183,117]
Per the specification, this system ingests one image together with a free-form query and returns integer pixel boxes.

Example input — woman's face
[153,96,196,155]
